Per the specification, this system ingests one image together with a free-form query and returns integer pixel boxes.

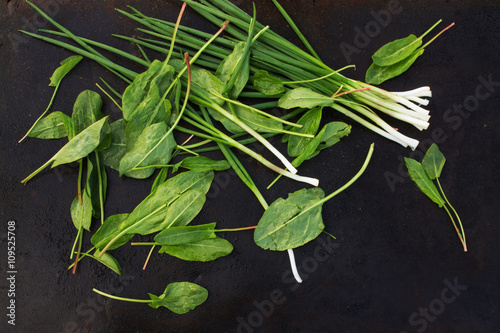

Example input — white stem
[391,86,432,97]
[405,96,429,106]
[287,249,302,283]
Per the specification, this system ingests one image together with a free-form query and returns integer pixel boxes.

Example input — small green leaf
[216,41,250,99]
[27,111,69,139]
[148,282,208,313]
[70,190,93,232]
[154,223,217,246]
[422,143,446,180]
[366,49,424,85]
[101,119,126,171]
[252,70,285,96]
[49,55,83,87]
[51,116,110,167]
[372,34,421,67]
[122,60,165,121]
[72,90,104,135]
[172,156,231,173]
[278,87,333,109]
[287,107,322,157]
[159,236,233,262]
[404,157,445,207]
[90,250,122,275]
[91,214,133,251]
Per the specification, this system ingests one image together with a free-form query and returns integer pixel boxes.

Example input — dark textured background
[1,1,499,332]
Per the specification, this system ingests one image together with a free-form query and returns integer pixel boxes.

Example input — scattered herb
[366,21,455,85]
[93,282,208,313]
[405,144,467,251]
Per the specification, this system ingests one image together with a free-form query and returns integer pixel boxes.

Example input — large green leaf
[148,282,208,313]
[27,111,69,139]
[158,236,233,262]
[190,66,226,105]
[422,143,446,180]
[254,187,325,251]
[405,157,445,207]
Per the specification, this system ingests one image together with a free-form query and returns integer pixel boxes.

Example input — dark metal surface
[1,1,499,332]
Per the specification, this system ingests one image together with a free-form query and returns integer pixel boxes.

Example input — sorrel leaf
[254,187,325,251]
[148,282,209,313]
[365,49,424,85]
[70,189,92,232]
[119,122,176,177]
[122,60,165,121]
[90,250,122,275]
[51,116,110,167]
[27,111,69,139]
[101,119,126,171]
[307,122,351,159]
[422,143,446,180]
[72,90,104,134]
[93,171,213,252]
[371,20,441,67]
[49,55,83,87]
[160,189,207,230]
[404,157,444,207]
[208,102,283,134]
[91,214,134,251]
[154,223,217,246]
[278,87,333,109]
[252,70,285,96]
[287,107,322,157]
[216,41,250,99]
[172,156,230,173]
[372,34,421,67]
[158,236,233,262]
